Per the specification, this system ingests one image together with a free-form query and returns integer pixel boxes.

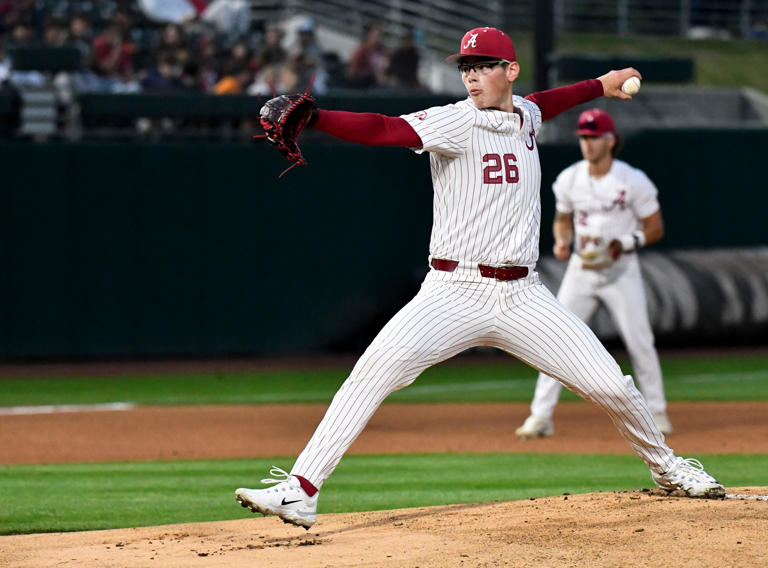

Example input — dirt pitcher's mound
[3,487,767,568]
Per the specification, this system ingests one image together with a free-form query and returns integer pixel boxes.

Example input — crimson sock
[294,475,318,497]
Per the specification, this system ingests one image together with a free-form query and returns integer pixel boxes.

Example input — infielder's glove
[256,92,317,178]
[579,240,613,269]
[609,230,647,260]
[608,239,623,261]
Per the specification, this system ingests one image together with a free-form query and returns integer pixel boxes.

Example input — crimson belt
[430,258,529,281]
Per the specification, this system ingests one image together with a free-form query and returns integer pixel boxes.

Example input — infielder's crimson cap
[576,109,616,136]
[446,27,516,63]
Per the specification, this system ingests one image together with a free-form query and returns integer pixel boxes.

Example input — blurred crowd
[0,0,427,96]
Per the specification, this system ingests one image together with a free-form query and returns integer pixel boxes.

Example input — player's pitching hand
[553,242,571,261]
[598,68,642,100]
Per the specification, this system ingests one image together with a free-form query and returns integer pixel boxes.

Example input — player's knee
[588,374,636,403]
[348,345,428,391]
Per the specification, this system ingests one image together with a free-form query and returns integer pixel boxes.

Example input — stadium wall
[0,128,766,359]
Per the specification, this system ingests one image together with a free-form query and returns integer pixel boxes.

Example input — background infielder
[516,108,672,440]
[236,26,724,530]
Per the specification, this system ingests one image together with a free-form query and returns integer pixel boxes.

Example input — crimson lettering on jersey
[525,127,536,151]
[482,153,519,184]
[504,153,520,182]
[602,190,628,211]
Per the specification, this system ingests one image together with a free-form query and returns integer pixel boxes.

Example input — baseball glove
[607,239,623,261]
[256,92,316,178]
[579,239,613,269]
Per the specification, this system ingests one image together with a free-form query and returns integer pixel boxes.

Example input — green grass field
[1,354,767,407]
[1,454,765,536]
[1,352,766,535]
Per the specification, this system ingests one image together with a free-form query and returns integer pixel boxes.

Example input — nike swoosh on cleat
[281,498,302,505]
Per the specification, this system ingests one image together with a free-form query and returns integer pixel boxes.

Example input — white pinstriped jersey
[401,96,543,267]
[554,159,659,255]
[289,98,679,493]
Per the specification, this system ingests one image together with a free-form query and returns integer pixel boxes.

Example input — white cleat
[652,457,725,499]
[236,466,318,529]
[653,412,673,435]
[515,415,554,440]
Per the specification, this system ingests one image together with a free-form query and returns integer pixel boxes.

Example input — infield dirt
[1,401,767,567]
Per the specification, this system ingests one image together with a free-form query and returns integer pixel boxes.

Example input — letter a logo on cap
[447,27,516,63]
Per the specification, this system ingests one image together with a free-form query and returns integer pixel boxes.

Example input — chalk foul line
[724,493,768,501]
[0,402,135,416]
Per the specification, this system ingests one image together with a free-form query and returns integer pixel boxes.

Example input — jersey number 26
[482,153,519,184]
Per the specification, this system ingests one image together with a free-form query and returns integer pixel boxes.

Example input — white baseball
[621,76,641,95]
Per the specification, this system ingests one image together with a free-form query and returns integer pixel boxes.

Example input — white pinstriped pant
[531,253,667,419]
[291,267,676,489]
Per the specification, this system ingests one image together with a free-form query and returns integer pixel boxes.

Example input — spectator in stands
[92,23,134,79]
[42,17,68,47]
[140,53,183,92]
[68,12,94,63]
[191,34,219,92]
[9,21,34,46]
[288,18,327,93]
[256,24,286,70]
[0,0,40,38]
[346,23,389,88]
[285,52,316,92]
[111,5,136,38]
[193,34,220,93]
[221,39,254,77]
[156,23,190,68]
[386,28,422,90]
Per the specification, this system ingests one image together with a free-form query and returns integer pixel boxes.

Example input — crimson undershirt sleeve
[310,80,603,143]
[525,79,604,121]
[310,109,423,147]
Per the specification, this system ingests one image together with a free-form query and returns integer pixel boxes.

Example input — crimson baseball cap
[576,109,616,136]
[446,27,516,63]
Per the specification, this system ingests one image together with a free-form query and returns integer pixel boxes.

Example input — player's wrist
[618,230,646,252]
[307,108,320,128]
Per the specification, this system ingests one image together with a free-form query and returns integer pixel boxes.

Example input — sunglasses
[457,59,510,75]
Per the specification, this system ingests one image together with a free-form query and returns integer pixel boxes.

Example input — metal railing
[257,0,507,56]
[250,0,768,42]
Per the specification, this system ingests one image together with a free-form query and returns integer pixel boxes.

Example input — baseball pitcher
[236,27,724,530]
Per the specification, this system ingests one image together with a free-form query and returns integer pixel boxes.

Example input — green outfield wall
[0,128,765,359]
